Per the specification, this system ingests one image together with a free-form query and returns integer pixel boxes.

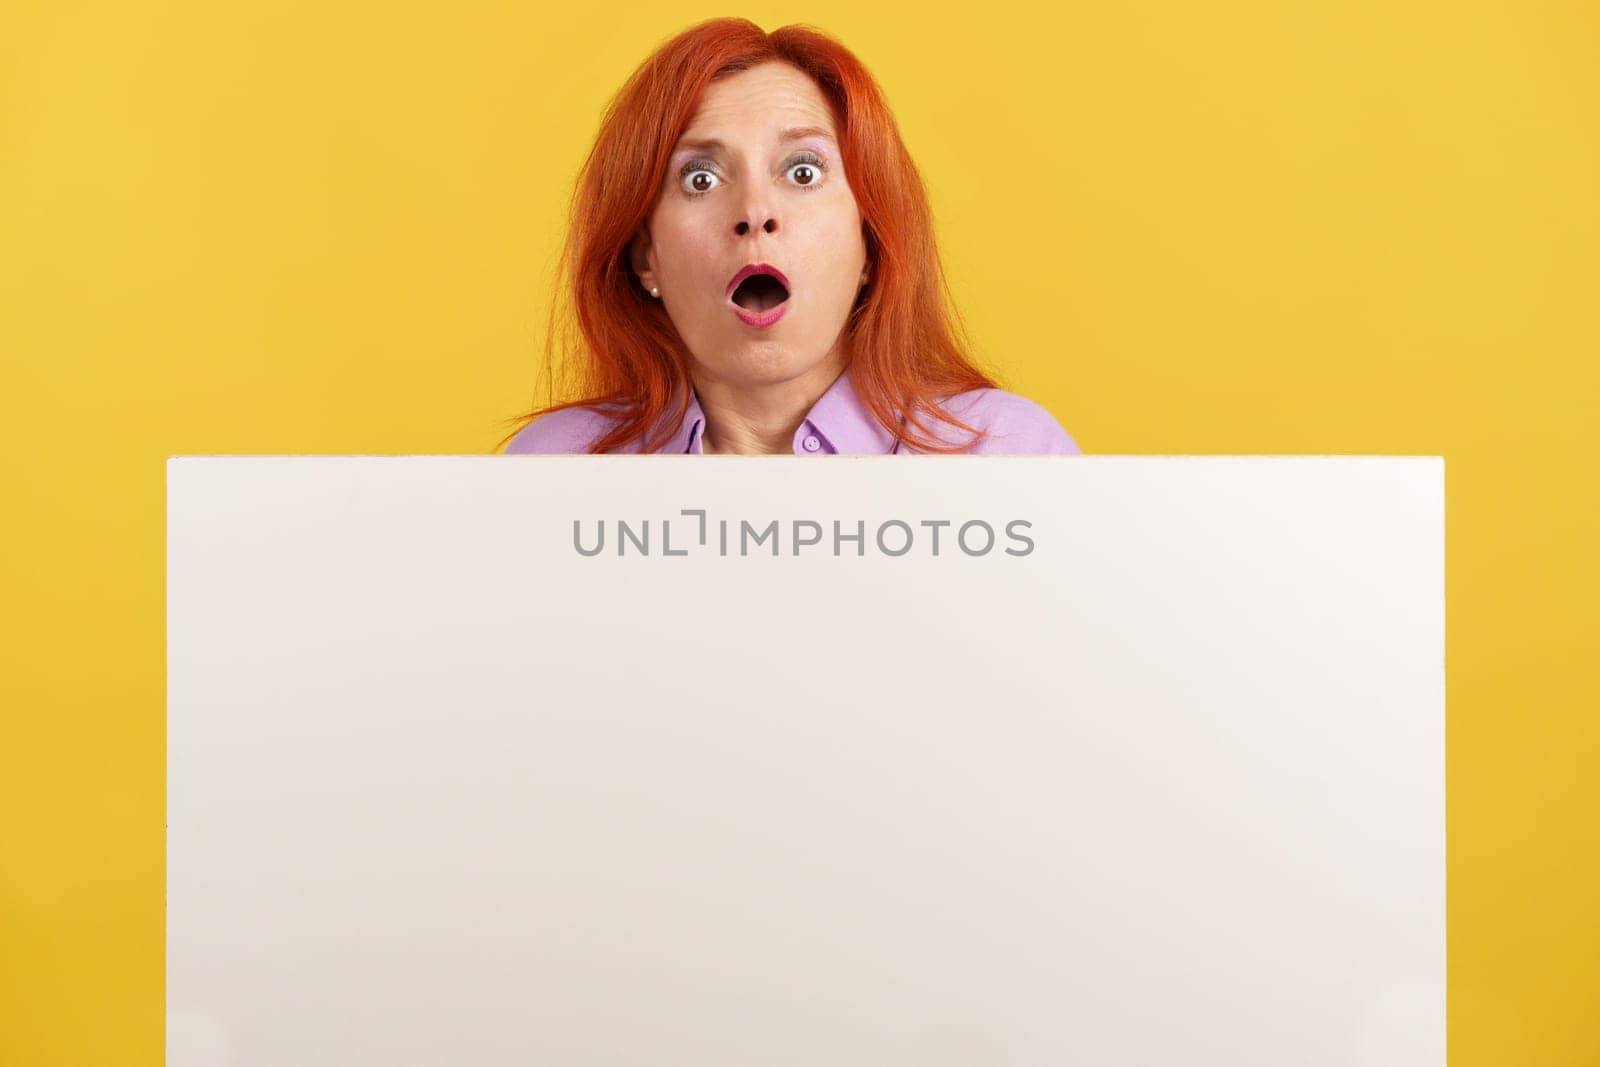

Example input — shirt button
[802,435,821,452]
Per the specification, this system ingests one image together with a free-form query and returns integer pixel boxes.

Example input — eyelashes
[678,151,828,197]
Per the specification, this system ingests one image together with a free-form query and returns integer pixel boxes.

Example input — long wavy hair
[496,17,1002,454]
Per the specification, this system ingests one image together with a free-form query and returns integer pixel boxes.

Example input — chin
[716,343,812,382]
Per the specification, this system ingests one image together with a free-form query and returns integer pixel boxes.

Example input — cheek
[811,204,866,291]
[820,196,865,257]
[653,213,720,282]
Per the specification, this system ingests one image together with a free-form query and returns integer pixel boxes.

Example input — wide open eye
[787,160,825,187]
[681,167,721,195]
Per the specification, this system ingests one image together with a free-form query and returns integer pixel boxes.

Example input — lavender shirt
[505,365,1081,456]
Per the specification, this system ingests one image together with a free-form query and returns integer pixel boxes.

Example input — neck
[693,351,848,456]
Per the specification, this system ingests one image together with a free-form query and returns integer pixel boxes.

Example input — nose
[735,216,778,236]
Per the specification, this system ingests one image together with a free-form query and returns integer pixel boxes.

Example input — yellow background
[2,2,1595,1063]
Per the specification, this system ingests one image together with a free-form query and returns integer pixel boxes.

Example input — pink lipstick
[727,262,791,329]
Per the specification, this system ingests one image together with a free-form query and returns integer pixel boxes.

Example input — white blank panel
[167,456,1444,1066]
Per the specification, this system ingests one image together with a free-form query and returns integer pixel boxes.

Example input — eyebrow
[671,125,837,154]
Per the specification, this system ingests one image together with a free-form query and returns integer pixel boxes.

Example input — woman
[499,18,1080,456]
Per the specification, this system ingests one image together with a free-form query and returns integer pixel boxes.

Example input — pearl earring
[650,286,660,298]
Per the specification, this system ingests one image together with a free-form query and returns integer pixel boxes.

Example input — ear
[629,226,656,293]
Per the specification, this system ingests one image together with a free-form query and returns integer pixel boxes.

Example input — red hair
[496,17,1002,454]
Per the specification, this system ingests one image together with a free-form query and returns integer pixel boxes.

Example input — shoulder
[933,387,1082,455]
[502,404,618,455]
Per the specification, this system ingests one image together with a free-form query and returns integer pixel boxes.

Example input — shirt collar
[660,363,901,455]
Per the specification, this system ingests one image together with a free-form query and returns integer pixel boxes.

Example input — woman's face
[631,61,869,389]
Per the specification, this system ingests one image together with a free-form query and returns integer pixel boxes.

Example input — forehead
[679,61,837,142]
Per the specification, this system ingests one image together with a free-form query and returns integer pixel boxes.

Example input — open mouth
[730,272,790,312]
